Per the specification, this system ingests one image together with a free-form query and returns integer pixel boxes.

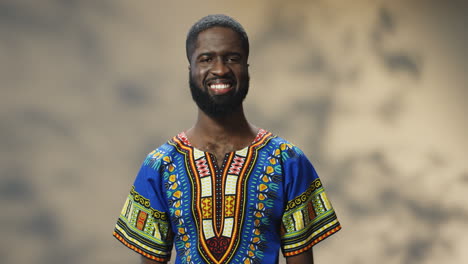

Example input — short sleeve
[280,145,341,257]
[113,151,174,262]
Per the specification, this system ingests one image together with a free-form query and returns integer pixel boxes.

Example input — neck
[186,105,258,149]
[195,106,252,136]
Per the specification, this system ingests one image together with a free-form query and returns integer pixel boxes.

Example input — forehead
[194,27,244,54]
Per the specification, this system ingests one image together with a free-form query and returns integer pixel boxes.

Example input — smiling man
[113,14,341,264]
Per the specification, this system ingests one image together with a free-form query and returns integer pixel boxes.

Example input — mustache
[204,76,235,84]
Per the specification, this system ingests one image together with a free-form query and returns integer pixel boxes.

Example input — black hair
[186,14,249,62]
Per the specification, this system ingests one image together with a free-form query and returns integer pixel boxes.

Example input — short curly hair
[186,14,249,62]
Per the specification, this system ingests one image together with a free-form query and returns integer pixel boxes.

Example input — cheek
[239,65,249,74]
[194,68,209,81]
[190,69,203,82]
[236,67,249,80]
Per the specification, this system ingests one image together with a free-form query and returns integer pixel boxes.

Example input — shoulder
[141,135,181,169]
[265,133,306,162]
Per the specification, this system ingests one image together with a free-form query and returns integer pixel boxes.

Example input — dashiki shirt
[113,129,341,264]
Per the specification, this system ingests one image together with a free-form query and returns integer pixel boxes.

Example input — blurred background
[1,0,467,263]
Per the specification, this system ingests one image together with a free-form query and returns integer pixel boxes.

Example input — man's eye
[226,56,240,63]
[200,57,212,63]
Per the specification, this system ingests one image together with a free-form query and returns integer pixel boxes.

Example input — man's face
[189,27,249,118]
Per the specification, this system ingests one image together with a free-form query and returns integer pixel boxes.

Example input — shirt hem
[282,224,342,257]
[113,231,171,262]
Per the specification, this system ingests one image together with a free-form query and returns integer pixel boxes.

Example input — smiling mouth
[207,80,235,95]
[209,83,232,90]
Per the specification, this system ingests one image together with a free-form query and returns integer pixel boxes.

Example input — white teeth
[210,83,231,89]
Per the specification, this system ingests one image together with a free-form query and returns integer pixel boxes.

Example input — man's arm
[285,248,314,264]
[140,256,167,264]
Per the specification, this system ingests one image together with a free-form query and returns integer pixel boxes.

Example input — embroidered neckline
[177,128,268,155]
[166,129,276,263]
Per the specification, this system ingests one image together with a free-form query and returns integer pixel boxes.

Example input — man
[113,14,341,264]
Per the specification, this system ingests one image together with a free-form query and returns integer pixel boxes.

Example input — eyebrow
[197,52,215,59]
[196,52,243,59]
[224,52,242,57]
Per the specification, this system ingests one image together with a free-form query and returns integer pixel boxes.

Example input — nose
[210,57,230,76]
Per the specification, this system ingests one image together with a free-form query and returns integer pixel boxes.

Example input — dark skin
[186,26,257,166]
[140,27,313,264]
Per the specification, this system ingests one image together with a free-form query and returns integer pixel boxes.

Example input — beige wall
[1,0,467,263]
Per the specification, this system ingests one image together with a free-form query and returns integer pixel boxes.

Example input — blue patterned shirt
[113,129,341,263]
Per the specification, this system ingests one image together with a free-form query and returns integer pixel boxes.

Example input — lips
[206,79,235,95]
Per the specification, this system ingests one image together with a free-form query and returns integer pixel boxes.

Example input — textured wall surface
[1,1,467,263]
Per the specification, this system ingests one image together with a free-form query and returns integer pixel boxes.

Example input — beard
[189,72,249,118]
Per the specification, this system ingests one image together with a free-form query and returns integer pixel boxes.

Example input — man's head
[187,15,250,118]
[186,14,249,62]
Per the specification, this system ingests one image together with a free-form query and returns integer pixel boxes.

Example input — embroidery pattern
[113,186,171,262]
[281,178,341,256]
[243,145,283,264]
[170,130,272,264]
[160,154,194,263]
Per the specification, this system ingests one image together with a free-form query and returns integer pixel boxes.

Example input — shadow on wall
[1,1,467,264]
